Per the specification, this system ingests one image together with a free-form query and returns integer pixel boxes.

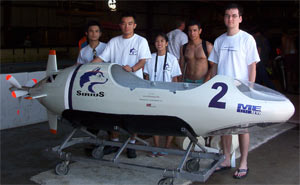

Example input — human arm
[246,36,259,82]
[123,59,147,72]
[178,46,185,82]
[91,57,103,63]
[92,40,111,63]
[207,40,219,79]
[204,41,214,82]
[144,73,150,80]
[76,50,84,65]
[248,62,257,83]
[172,76,178,82]
[210,63,218,78]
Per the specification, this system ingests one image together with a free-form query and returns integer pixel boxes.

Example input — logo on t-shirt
[164,63,171,71]
[222,46,237,51]
[129,48,138,55]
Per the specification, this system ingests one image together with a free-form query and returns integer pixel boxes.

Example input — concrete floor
[1,93,299,185]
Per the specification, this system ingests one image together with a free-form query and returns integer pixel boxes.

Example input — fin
[25,79,37,87]
[6,75,22,88]
[46,50,58,77]
[47,110,58,134]
[11,90,28,98]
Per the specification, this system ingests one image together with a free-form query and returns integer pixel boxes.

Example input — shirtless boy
[179,20,213,83]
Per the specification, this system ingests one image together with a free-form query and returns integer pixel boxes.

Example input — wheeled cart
[48,121,225,185]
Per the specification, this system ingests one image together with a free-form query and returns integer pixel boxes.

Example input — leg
[216,135,232,170]
[238,133,249,170]
[147,135,160,157]
[156,136,173,157]
[127,133,137,158]
[221,135,232,166]
[165,136,174,148]
[103,131,120,155]
[153,135,160,147]
[234,133,250,178]
[111,131,119,140]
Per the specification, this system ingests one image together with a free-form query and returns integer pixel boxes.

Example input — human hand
[91,57,102,63]
[122,65,133,72]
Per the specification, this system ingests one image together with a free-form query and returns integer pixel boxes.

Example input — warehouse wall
[0,71,47,130]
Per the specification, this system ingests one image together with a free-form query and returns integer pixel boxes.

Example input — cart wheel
[186,158,200,172]
[55,162,69,175]
[158,177,174,185]
[92,147,104,159]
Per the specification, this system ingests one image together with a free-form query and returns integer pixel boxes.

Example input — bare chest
[184,44,207,60]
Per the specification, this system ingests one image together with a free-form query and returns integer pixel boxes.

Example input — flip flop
[233,168,249,179]
[147,152,158,157]
[215,165,231,172]
[157,152,168,157]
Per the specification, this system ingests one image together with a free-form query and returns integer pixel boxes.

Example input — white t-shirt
[77,42,107,64]
[144,52,182,82]
[208,30,260,81]
[167,29,188,60]
[99,34,152,78]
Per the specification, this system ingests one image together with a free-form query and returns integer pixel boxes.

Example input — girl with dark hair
[144,33,182,157]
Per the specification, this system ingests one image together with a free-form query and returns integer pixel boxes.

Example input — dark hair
[155,32,168,42]
[175,19,185,28]
[120,11,136,23]
[187,20,201,29]
[225,3,243,16]
[86,20,102,32]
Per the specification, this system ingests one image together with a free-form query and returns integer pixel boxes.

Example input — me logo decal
[237,104,261,115]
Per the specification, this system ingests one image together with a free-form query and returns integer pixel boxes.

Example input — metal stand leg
[181,128,207,153]
[177,141,194,172]
[114,126,149,146]
[80,127,98,138]
[113,137,131,163]
[48,124,225,183]
[58,128,78,151]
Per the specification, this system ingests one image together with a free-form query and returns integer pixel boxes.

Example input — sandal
[233,168,249,179]
[147,152,158,157]
[157,152,168,157]
[215,165,231,172]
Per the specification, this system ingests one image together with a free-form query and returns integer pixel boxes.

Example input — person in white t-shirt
[167,19,188,60]
[92,15,151,79]
[92,12,151,159]
[144,33,181,82]
[144,33,181,157]
[77,20,106,64]
[208,3,260,179]
[76,21,107,155]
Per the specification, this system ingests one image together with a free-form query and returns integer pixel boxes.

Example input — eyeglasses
[224,14,239,19]
[93,49,97,59]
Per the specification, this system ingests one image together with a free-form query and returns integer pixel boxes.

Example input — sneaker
[103,146,119,155]
[147,152,158,157]
[127,148,137,158]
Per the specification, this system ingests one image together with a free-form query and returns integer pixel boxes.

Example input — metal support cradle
[48,122,225,184]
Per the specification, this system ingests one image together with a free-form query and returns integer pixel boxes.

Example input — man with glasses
[209,3,260,179]
[77,20,106,64]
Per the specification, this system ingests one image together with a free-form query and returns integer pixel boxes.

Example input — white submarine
[6,50,295,184]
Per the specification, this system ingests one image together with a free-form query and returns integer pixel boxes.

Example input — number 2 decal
[208,82,228,109]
